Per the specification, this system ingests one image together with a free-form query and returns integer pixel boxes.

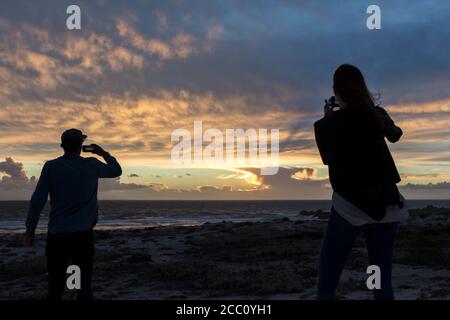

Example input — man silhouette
[25,129,122,300]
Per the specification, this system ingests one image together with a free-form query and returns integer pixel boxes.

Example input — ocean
[1,200,449,234]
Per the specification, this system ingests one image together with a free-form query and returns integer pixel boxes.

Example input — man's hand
[24,233,34,246]
[91,144,107,157]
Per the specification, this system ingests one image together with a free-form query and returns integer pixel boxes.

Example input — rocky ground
[0,205,449,300]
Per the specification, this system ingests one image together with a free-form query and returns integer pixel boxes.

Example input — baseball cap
[61,128,87,146]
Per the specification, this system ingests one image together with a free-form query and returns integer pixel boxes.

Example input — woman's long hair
[333,64,382,129]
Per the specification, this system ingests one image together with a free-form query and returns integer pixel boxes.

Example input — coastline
[0,206,449,300]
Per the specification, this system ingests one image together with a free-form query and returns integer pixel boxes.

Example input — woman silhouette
[314,64,408,300]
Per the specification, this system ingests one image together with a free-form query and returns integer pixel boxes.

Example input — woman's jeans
[317,207,398,300]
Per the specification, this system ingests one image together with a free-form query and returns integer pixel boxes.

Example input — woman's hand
[324,100,334,117]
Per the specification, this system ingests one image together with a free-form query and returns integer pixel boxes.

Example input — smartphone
[325,96,339,110]
[82,145,95,153]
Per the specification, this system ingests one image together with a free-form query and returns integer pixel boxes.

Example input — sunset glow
[1,1,450,200]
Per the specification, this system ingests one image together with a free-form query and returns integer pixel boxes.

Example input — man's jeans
[46,229,95,300]
[317,208,398,300]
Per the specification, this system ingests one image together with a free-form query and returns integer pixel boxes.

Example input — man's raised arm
[91,144,122,178]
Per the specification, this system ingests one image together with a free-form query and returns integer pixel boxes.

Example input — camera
[82,145,95,153]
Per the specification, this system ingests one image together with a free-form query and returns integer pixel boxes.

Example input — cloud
[98,178,168,192]
[4,155,450,200]
[0,157,331,199]
[207,24,224,40]
[291,167,318,180]
[197,185,232,193]
[127,173,140,178]
[2,1,448,108]
[116,18,181,60]
[400,173,441,180]
[401,182,450,190]
[231,167,331,199]
[1,1,450,199]
[0,157,35,190]
[399,182,450,199]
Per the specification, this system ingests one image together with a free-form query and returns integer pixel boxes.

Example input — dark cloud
[148,141,167,151]
[127,173,139,178]
[292,168,316,180]
[399,182,450,199]
[99,178,169,192]
[197,185,220,192]
[197,185,233,193]
[0,157,36,190]
[401,182,450,190]
[0,0,448,109]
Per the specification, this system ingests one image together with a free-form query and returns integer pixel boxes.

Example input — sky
[1,0,450,200]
